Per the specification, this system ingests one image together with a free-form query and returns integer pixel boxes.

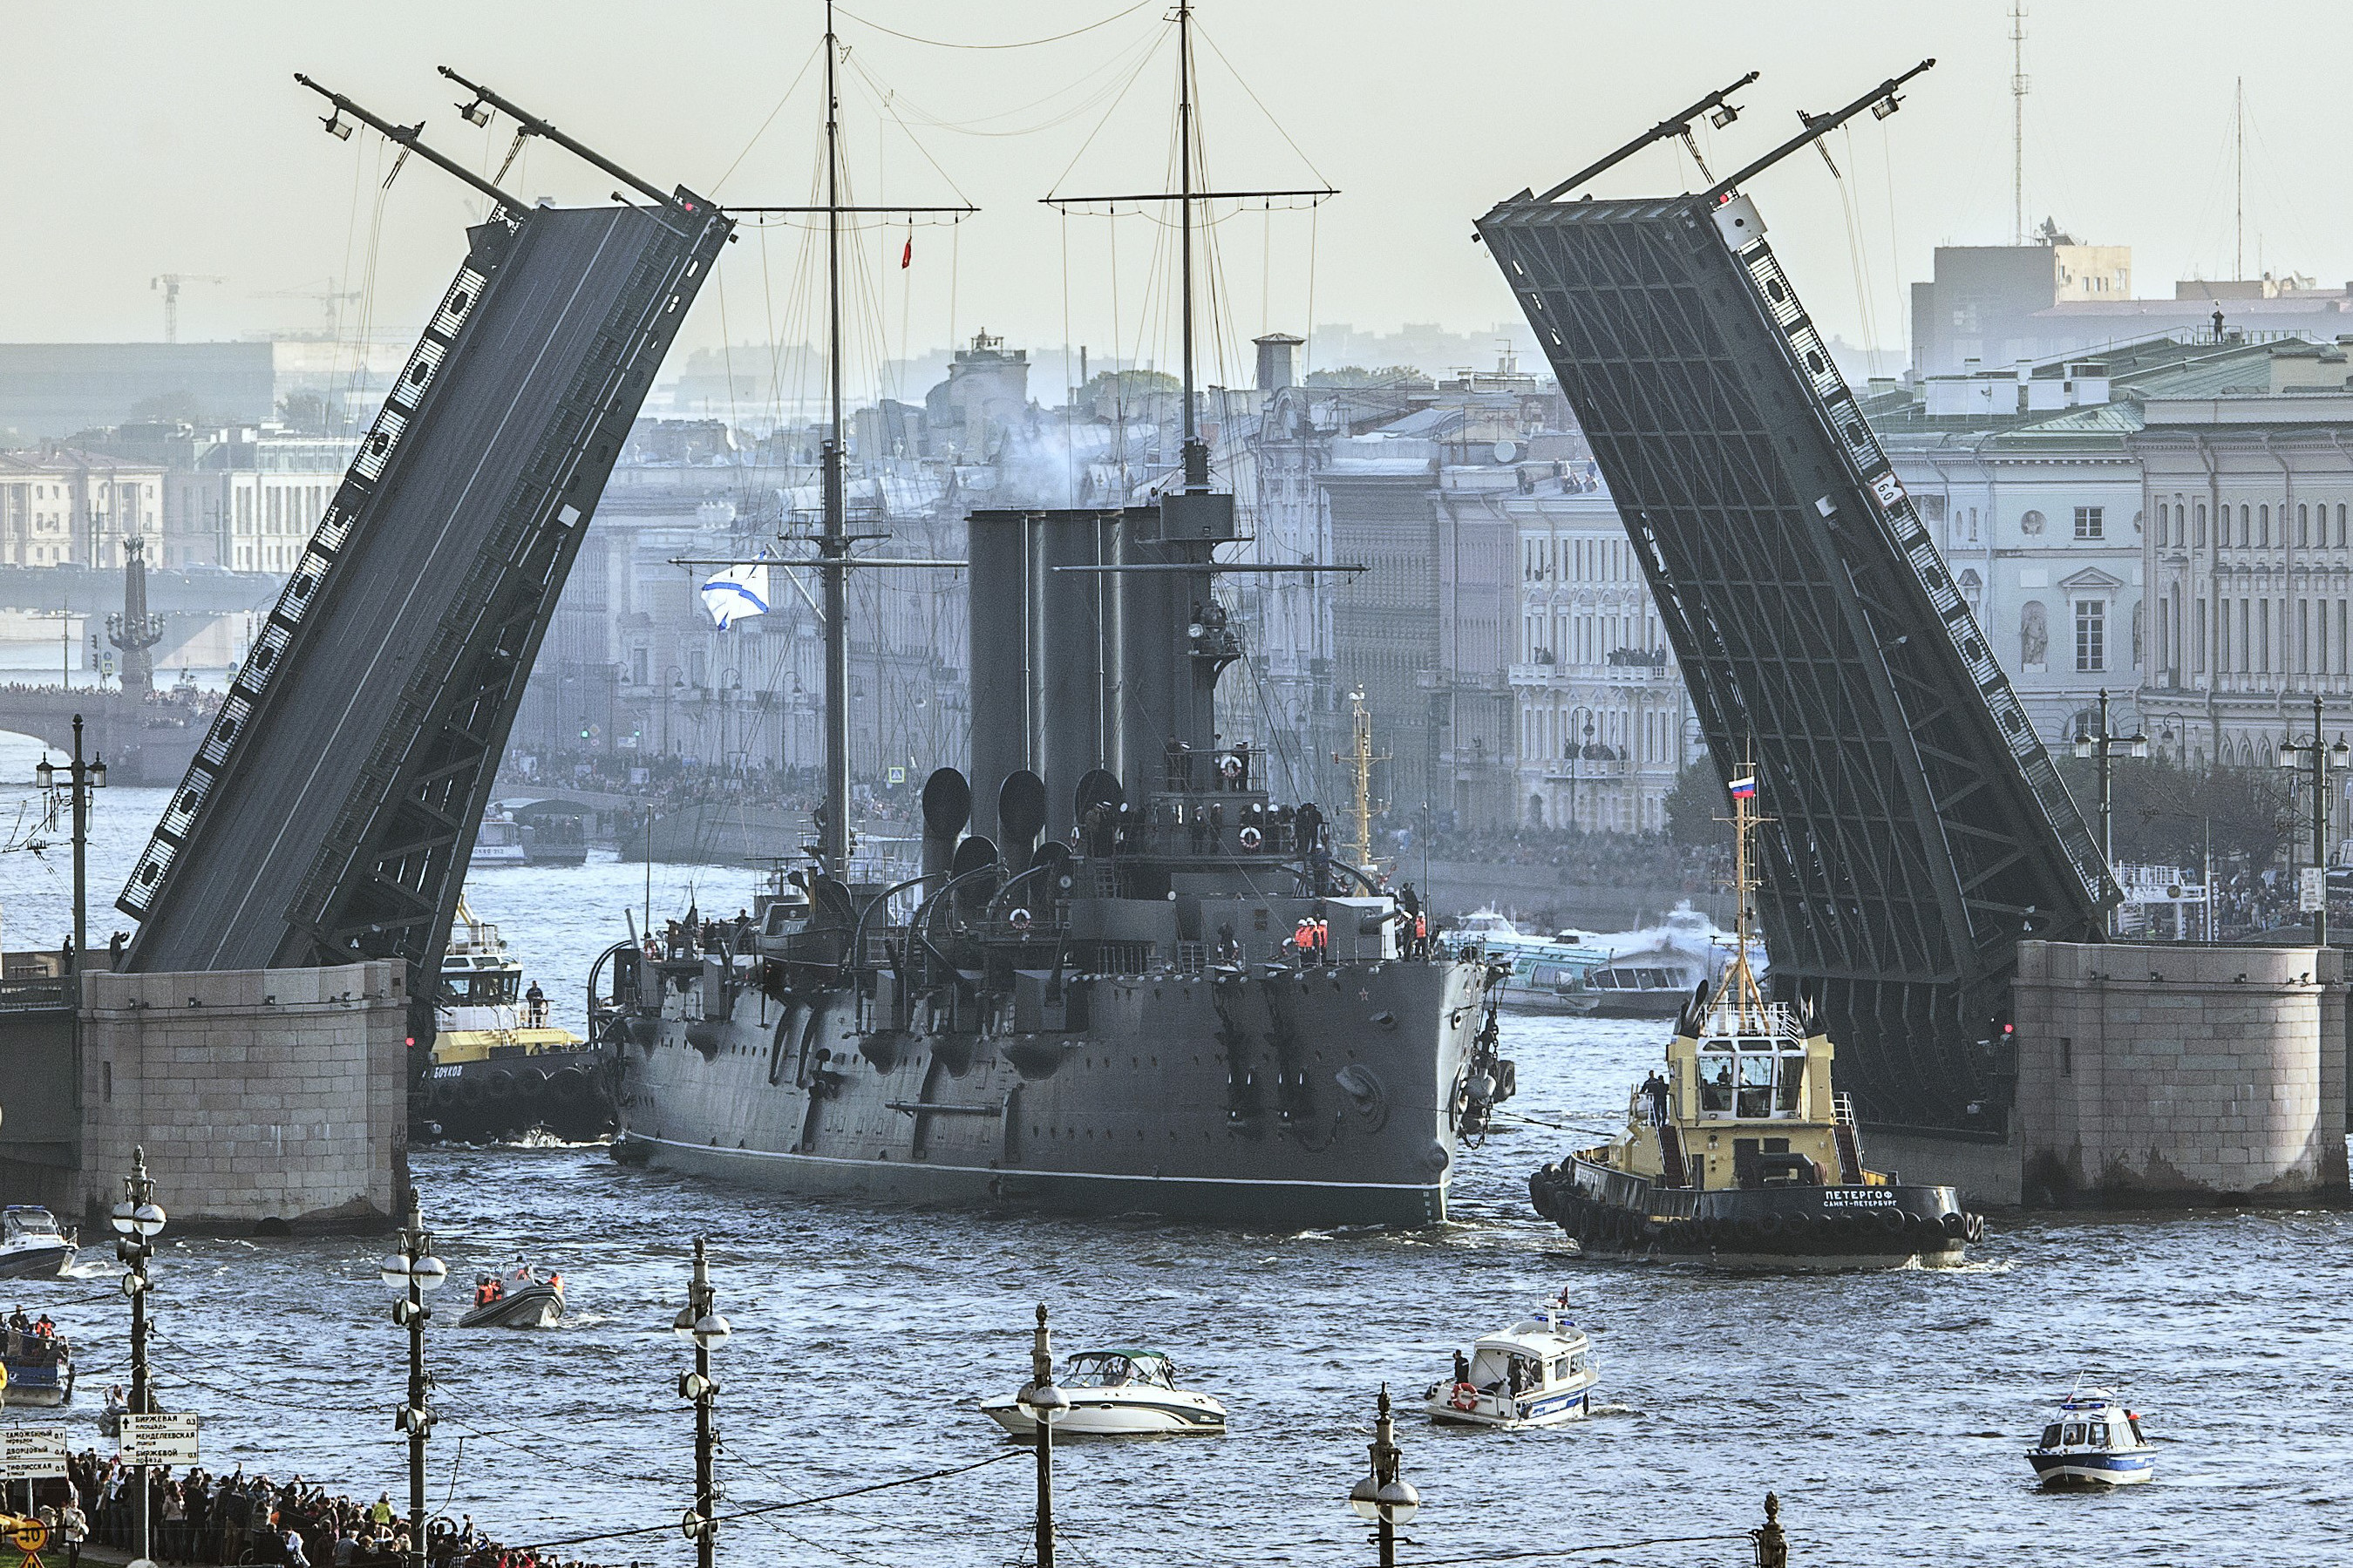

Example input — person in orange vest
[1313,918,1330,962]
[1294,917,1315,961]
[1413,911,1428,957]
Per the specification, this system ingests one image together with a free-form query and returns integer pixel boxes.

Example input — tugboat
[1528,772,1986,1268]
[2,1315,73,1406]
[0,1207,76,1280]
[1422,1297,1598,1429]
[2025,1385,2156,1486]
[981,1348,1227,1437]
[459,1259,565,1328]
[415,899,615,1144]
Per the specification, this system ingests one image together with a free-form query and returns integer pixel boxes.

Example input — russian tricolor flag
[1729,776,1758,799]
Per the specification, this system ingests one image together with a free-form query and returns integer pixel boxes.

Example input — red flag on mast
[901,233,913,269]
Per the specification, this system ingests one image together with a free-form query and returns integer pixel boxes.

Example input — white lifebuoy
[1449,1382,1479,1413]
[1218,752,1243,780]
[1238,825,1263,851]
[1010,907,1032,931]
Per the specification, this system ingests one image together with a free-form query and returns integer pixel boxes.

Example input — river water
[3,747,2349,1566]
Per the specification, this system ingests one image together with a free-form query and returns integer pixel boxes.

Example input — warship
[603,3,1511,1225]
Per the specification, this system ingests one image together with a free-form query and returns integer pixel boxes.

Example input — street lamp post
[1023,1305,1069,1568]
[37,714,108,968]
[377,1191,447,1568]
[2276,692,2349,947]
[112,1146,167,1568]
[2072,688,2146,934]
[673,1238,730,1568]
[1347,1385,1420,1568]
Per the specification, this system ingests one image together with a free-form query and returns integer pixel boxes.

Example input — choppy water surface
[4,749,2350,1565]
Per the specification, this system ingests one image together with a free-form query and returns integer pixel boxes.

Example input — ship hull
[414,1046,618,1144]
[1531,1157,1977,1270]
[617,958,1493,1227]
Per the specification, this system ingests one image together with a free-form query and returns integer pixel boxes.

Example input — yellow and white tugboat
[414,899,615,1143]
[1529,773,1986,1269]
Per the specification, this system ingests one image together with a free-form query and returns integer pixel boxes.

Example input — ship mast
[819,0,851,879]
[1178,0,1203,491]
[1334,685,1386,870]
[1722,763,1770,1029]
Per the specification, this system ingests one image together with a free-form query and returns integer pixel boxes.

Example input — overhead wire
[835,2,1153,51]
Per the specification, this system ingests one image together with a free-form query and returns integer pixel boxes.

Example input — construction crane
[151,274,226,343]
[252,277,364,339]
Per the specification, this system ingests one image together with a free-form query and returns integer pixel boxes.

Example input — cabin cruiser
[2026,1386,2155,1486]
[981,1349,1227,1437]
[471,810,529,868]
[1423,1300,1598,1429]
[1528,777,1985,1269]
[459,1259,565,1328]
[0,1207,75,1280]
[2,1317,73,1406]
[417,898,614,1144]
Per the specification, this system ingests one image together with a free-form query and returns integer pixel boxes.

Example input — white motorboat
[2025,1385,2156,1486]
[981,1349,1227,1437]
[1423,1301,1599,1429]
[0,1207,76,1280]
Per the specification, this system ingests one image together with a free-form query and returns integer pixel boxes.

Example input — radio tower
[2010,3,2029,245]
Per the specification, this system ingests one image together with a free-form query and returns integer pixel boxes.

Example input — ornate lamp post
[673,1239,730,1568]
[112,1146,166,1568]
[2072,688,2146,934]
[1347,1385,1419,1568]
[377,1191,447,1568]
[1023,1305,1069,1568]
[2276,691,2349,946]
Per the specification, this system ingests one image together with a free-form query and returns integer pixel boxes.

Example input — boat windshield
[2039,1424,2062,1448]
[1063,1354,1138,1388]
[4,1210,58,1235]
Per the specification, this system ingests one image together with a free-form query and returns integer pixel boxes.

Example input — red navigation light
[405,1035,417,1047]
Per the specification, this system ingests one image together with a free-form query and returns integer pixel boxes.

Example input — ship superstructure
[604,2,1508,1224]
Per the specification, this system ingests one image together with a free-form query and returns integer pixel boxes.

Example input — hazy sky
[1,2,2334,398]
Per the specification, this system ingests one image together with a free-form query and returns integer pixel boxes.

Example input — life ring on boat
[1448,1382,1479,1413]
[1218,752,1243,782]
[1239,825,1263,851]
[1010,907,1033,933]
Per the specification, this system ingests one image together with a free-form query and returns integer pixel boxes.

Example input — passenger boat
[414,899,615,1144]
[1527,776,1986,1269]
[459,1261,565,1328]
[981,1349,1227,1437]
[0,1207,76,1280]
[1581,941,1711,1017]
[1422,1300,1597,1429]
[471,810,529,868]
[1458,913,1604,1015]
[1,1321,73,1406]
[2025,1386,2155,1486]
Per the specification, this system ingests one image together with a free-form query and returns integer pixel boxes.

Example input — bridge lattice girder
[1477,193,2113,1131]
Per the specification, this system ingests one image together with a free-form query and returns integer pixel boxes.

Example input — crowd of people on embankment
[32,1449,616,1568]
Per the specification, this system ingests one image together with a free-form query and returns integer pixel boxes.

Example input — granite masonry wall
[2014,940,2348,1205]
[78,960,408,1232]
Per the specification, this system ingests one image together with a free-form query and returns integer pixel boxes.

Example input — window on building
[2074,506,2103,540]
[2193,599,2207,674]
[2301,503,2312,547]
[2076,600,2105,671]
[2195,502,2207,546]
[2338,504,2348,549]
[2261,504,2272,546]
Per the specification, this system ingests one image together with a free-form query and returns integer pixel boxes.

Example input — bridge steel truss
[122,195,731,1006]
[1477,191,2115,1134]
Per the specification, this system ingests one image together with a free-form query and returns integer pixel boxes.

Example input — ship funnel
[921,767,971,883]
[997,769,1047,877]
[950,833,1000,922]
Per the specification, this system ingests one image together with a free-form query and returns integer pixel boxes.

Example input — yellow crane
[1331,686,1388,872]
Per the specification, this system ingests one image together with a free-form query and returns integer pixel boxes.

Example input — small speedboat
[459,1261,565,1328]
[981,1349,1226,1437]
[2025,1386,2156,1486]
[1423,1298,1598,1429]
[0,1207,76,1280]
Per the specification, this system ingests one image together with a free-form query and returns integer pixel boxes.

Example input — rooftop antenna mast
[1044,1,1334,493]
[2010,3,2028,246]
[2234,76,2245,280]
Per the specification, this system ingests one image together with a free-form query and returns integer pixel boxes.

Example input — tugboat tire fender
[1757,1213,1785,1239]
[550,1069,589,1102]
[1939,1212,1966,1238]
[1874,1208,1906,1235]
[515,1068,548,1098]
[486,1071,515,1100]
[456,1077,486,1106]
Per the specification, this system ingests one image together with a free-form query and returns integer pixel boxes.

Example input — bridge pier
[75,960,409,1232]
